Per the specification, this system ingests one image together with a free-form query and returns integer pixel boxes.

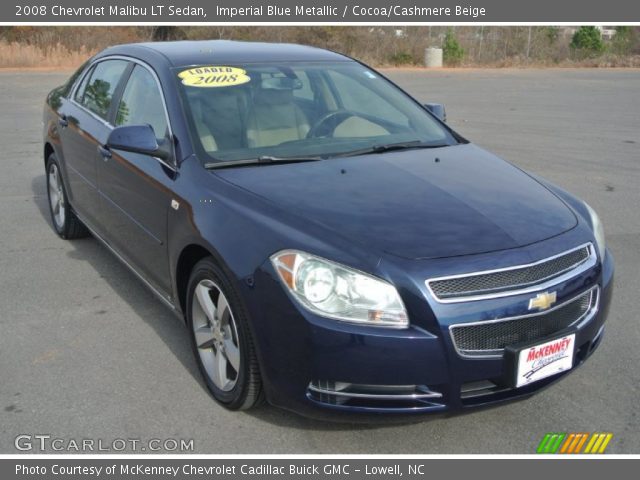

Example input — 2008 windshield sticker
[178,66,251,88]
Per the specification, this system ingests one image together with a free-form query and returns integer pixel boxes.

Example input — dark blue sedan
[43,40,613,419]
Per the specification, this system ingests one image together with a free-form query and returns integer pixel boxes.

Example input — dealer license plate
[515,333,575,388]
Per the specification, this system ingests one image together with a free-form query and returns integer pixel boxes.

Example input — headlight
[271,250,408,328]
[585,202,606,260]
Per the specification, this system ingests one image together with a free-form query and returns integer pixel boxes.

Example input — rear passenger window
[74,66,94,104]
[78,60,129,120]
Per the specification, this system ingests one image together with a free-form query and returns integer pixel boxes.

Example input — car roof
[98,40,351,68]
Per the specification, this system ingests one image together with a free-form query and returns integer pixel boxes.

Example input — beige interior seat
[190,97,218,152]
[333,116,390,138]
[246,88,309,148]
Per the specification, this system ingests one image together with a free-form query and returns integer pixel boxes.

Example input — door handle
[58,115,68,128]
[97,145,112,160]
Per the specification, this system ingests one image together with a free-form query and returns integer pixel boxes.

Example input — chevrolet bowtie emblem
[529,291,558,311]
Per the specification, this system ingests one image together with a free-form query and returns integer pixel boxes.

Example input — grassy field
[0,41,93,68]
[1,26,639,69]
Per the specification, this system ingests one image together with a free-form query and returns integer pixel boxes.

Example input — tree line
[1,26,638,67]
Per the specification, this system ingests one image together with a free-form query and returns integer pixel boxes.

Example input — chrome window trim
[449,285,600,359]
[68,55,177,172]
[425,242,596,303]
[69,95,113,128]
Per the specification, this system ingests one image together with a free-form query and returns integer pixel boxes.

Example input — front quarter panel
[166,155,383,310]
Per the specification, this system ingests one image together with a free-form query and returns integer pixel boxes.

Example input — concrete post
[425,47,443,68]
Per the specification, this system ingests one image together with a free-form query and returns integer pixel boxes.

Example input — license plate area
[506,332,576,388]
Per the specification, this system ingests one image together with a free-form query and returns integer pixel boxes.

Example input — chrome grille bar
[426,243,596,303]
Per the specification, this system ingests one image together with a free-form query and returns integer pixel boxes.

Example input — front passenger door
[97,64,175,295]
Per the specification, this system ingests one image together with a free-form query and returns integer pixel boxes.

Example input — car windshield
[175,62,458,163]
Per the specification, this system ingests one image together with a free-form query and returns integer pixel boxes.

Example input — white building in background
[560,26,618,40]
[596,26,618,40]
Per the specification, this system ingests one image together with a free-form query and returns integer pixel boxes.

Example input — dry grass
[0,26,639,70]
[0,41,94,69]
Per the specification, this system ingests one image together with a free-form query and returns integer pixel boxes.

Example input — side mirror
[106,125,169,160]
[424,103,447,123]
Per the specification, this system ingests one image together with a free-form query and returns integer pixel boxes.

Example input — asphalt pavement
[0,68,638,454]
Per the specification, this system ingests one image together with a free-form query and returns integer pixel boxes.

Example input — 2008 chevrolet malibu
[43,40,613,420]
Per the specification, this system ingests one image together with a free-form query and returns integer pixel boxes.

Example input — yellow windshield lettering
[178,66,250,88]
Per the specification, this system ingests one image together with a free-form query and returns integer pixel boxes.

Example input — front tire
[46,154,89,239]
[186,258,264,410]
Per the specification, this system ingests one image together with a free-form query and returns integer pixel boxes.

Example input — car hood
[214,144,577,259]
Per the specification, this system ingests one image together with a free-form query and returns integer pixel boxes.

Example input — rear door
[59,59,130,229]
[97,63,175,294]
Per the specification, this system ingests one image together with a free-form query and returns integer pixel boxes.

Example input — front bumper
[244,246,614,421]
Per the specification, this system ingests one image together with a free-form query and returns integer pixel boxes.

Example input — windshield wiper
[337,140,449,158]
[205,155,322,170]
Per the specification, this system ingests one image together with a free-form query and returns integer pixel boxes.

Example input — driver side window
[116,65,168,141]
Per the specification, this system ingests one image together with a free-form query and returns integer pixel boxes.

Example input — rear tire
[186,257,264,410]
[46,154,89,239]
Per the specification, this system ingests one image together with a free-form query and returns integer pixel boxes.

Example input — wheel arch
[175,243,214,318]
[174,240,246,316]
[44,142,55,167]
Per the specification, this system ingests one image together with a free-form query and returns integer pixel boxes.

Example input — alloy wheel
[48,163,66,229]
[191,279,241,391]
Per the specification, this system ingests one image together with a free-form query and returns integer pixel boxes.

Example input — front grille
[450,287,598,357]
[428,244,592,301]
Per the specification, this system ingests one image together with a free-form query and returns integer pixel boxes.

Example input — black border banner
[3,458,638,480]
[4,0,640,23]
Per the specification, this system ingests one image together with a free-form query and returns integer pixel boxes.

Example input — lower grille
[461,380,507,399]
[307,381,443,410]
[450,287,598,357]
